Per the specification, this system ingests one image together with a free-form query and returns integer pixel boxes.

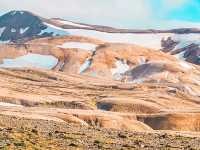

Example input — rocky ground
[0,115,200,150]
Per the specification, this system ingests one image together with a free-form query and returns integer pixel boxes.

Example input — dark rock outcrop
[161,37,200,65]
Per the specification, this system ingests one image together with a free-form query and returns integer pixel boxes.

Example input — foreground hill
[0,120,200,149]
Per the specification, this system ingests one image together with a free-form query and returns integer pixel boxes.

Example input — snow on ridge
[20,27,29,34]
[64,29,172,50]
[0,53,58,69]
[58,20,91,28]
[44,22,64,30]
[40,22,68,36]
[57,42,97,52]
[42,23,173,50]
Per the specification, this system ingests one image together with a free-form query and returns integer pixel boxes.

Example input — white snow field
[58,42,98,51]
[42,22,200,51]
[64,29,173,50]
[0,53,58,69]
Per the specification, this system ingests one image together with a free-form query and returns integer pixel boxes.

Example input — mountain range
[0,10,200,65]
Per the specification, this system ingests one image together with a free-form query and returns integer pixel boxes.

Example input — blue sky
[151,0,200,22]
[166,1,200,22]
[0,0,200,29]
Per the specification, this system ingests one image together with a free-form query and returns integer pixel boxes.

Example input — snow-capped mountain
[0,10,200,64]
[0,10,69,42]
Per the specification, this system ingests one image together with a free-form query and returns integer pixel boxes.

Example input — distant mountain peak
[0,10,68,43]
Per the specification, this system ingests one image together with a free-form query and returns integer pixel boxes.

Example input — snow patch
[184,86,198,96]
[11,28,16,32]
[128,78,145,84]
[0,102,23,107]
[20,27,29,34]
[0,40,10,44]
[0,53,58,69]
[11,11,17,15]
[111,60,129,80]
[171,34,200,50]
[58,20,91,28]
[0,27,6,37]
[138,57,146,65]
[58,42,97,52]
[175,51,186,60]
[79,59,92,74]
[179,61,194,70]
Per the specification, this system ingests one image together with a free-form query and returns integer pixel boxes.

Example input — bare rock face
[161,37,178,52]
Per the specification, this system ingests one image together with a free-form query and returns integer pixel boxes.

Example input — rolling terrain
[0,10,200,149]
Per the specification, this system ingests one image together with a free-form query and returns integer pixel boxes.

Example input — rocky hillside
[0,58,199,131]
